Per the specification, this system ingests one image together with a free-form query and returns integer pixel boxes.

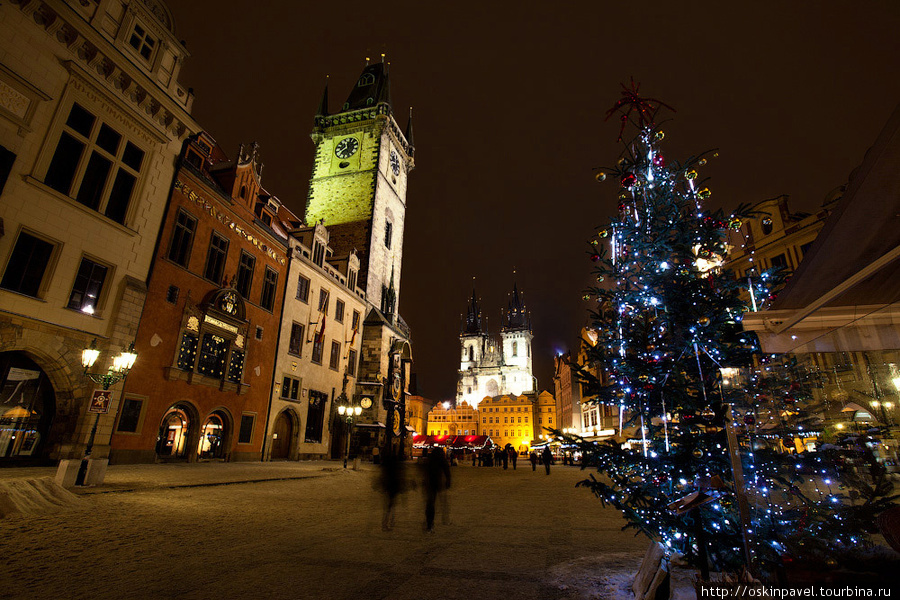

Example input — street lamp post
[337,401,361,469]
[76,339,137,486]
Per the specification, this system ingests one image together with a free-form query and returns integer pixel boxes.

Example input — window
[312,241,324,267]
[116,398,143,433]
[238,414,255,444]
[203,232,229,284]
[305,390,327,443]
[296,275,310,302]
[512,342,518,357]
[329,341,341,370]
[281,376,300,400]
[197,333,229,378]
[166,285,179,304]
[128,22,156,60]
[770,253,788,269]
[346,349,357,377]
[1,231,55,297]
[236,251,255,299]
[351,310,360,331]
[384,221,393,249]
[318,289,329,314]
[311,337,324,364]
[348,269,357,291]
[335,299,345,323]
[260,268,278,311]
[168,210,196,267]
[227,350,244,383]
[176,333,198,370]
[288,322,303,356]
[67,257,108,314]
[0,145,15,195]
[260,212,272,227]
[255,326,264,340]
[44,103,145,224]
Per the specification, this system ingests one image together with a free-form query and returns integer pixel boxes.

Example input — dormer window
[128,23,156,62]
[260,212,272,227]
[358,73,375,87]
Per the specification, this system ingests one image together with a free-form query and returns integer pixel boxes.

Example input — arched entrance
[198,410,229,460]
[0,352,56,465]
[156,404,193,460]
[271,410,294,460]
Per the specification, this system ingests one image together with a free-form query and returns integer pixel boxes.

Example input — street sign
[88,389,112,414]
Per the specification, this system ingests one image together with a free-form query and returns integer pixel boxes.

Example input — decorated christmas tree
[574,81,765,575]
[572,82,899,581]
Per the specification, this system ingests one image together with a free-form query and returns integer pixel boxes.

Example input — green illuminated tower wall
[305,62,414,313]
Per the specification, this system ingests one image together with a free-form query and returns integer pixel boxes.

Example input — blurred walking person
[542,447,552,475]
[421,447,451,532]
[378,451,405,531]
[529,451,537,471]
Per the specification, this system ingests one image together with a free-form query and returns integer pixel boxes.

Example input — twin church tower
[458,284,535,407]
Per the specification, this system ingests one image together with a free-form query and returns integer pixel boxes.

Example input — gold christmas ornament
[698,316,711,326]
[686,170,698,180]
[599,229,609,238]
[698,188,712,199]
[595,171,607,182]
[654,131,665,141]
[699,158,708,166]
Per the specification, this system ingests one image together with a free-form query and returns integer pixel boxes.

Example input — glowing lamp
[81,340,100,370]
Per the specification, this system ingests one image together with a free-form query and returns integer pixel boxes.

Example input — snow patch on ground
[550,552,697,600]
[0,477,84,518]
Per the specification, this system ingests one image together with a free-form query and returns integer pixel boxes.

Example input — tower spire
[316,76,329,118]
[405,106,415,149]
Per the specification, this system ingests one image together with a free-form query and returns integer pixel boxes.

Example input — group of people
[377,444,557,534]
[473,445,554,474]
[378,447,451,533]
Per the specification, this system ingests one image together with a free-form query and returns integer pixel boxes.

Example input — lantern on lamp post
[76,339,137,486]
[337,399,361,469]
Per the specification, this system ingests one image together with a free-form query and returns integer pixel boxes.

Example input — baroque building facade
[109,134,290,464]
[0,0,198,468]
[458,285,535,408]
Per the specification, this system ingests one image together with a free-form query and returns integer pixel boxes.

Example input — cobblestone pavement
[1,462,647,600]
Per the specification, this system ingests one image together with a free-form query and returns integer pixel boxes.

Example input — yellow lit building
[405,395,433,437]
[425,401,479,436]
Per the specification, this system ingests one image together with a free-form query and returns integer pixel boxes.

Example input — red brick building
[109,134,292,463]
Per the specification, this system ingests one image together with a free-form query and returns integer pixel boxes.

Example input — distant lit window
[67,257,109,314]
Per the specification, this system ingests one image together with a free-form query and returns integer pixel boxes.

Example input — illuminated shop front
[0,352,56,464]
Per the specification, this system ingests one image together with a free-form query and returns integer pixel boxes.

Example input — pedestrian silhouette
[529,451,538,471]
[378,451,405,531]
[542,447,552,475]
[421,447,451,532]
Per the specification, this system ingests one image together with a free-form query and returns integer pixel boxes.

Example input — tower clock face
[389,150,401,176]
[334,137,359,159]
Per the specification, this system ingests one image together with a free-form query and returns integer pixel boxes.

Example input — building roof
[342,61,391,112]
[770,102,900,311]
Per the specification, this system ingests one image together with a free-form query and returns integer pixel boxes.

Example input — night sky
[167,1,900,401]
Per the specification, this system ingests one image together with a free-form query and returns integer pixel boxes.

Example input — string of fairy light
[578,82,895,577]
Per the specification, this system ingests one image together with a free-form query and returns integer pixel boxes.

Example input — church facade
[457,285,535,408]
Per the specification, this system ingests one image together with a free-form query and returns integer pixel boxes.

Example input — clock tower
[305,60,414,314]
[305,60,415,458]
